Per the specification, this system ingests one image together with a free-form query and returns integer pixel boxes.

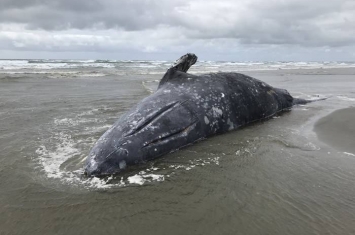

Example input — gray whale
[85,53,316,176]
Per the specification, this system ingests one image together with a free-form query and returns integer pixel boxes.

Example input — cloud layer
[1,0,355,60]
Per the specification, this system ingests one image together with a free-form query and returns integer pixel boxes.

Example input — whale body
[85,53,311,176]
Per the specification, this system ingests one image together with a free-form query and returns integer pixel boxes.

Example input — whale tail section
[292,97,328,105]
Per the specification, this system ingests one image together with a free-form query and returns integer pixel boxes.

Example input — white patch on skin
[90,158,98,168]
[148,124,159,131]
[119,160,126,169]
[227,118,234,131]
[221,93,225,98]
[204,116,210,124]
[212,107,223,117]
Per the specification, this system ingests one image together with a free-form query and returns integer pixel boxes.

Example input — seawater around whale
[84,53,319,177]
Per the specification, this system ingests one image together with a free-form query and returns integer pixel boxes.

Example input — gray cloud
[0,0,183,30]
[0,0,354,60]
[1,0,354,47]
[174,0,355,47]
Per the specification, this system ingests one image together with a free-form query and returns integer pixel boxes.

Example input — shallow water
[1,64,355,234]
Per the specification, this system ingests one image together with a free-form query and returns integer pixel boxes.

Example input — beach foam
[36,112,222,189]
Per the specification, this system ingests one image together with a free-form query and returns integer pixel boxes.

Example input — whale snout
[84,146,129,177]
[84,157,101,177]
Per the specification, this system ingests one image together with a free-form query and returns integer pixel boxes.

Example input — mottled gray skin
[85,53,307,176]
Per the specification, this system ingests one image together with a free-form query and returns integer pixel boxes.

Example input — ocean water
[1,60,355,234]
[2,59,355,76]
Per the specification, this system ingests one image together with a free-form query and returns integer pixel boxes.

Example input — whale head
[84,100,199,177]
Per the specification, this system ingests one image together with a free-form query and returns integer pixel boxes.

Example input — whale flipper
[159,53,197,87]
[171,53,198,72]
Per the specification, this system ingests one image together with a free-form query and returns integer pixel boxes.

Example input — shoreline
[1,66,355,77]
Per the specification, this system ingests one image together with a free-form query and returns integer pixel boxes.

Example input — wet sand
[314,107,355,154]
[2,65,355,235]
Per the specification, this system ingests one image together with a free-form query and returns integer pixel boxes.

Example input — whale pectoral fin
[171,53,198,73]
[158,53,198,88]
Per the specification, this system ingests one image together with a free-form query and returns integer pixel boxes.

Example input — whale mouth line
[142,120,198,148]
[84,169,119,178]
[124,101,183,137]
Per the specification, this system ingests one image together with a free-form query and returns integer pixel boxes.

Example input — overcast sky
[0,0,354,61]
